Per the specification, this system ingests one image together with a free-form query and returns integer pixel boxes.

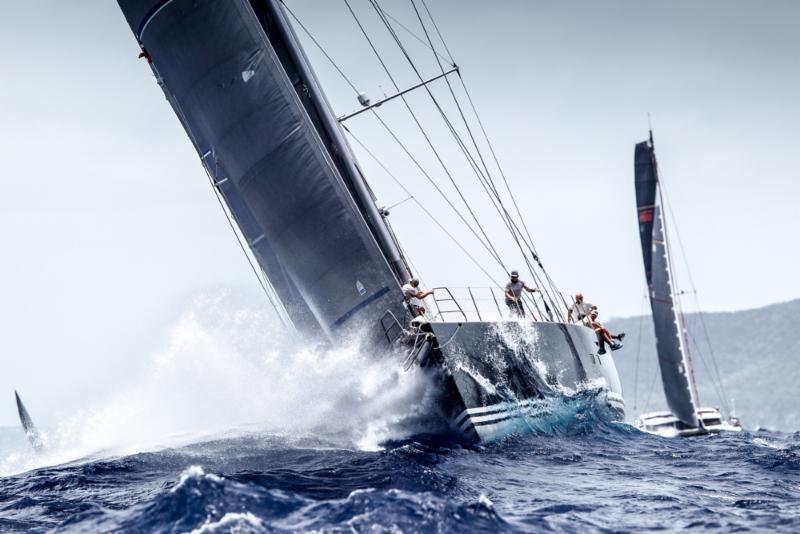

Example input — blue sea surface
[1,399,798,533]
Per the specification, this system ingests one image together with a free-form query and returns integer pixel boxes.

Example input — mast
[634,132,699,427]
[657,181,702,411]
[117,0,408,341]
[256,0,411,283]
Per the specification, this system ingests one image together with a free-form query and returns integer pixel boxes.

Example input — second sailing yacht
[633,131,741,437]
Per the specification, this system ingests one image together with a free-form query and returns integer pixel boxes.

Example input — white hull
[636,407,742,438]
[426,320,626,443]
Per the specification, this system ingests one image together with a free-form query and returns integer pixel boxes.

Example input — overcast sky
[0,1,798,426]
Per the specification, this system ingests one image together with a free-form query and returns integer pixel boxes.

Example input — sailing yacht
[114,0,625,443]
[633,131,741,438]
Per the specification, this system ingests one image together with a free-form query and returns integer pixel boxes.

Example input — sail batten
[634,137,699,427]
[118,0,406,340]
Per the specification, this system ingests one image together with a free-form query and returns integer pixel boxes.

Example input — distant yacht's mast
[647,127,702,411]
[653,148,702,412]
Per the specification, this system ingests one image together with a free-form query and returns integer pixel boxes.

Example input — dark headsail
[15,391,43,452]
[116,0,410,341]
[634,134,699,427]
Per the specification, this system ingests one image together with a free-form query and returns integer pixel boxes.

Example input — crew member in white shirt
[402,278,434,317]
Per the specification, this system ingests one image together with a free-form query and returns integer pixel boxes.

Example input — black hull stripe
[472,415,513,428]
[460,405,546,431]
[455,401,530,426]
[453,398,538,427]
[458,393,623,432]
[455,406,520,427]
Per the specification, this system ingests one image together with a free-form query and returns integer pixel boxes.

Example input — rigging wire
[366,110,507,270]
[693,309,731,414]
[385,195,414,210]
[342,0,509,273]
[418,0,550,276]
[286,0,507,281]
[642,365,661,415]
[206,171,291,328]
[378,8,453,66]
[373,0,563,317]
[659,176,731,415]
[687,329,729,414]
[405,0,565,317]
[367,0,556,318]
[289,0,565,320]
[632,292,647,411]
[658,184,702,407]
[343,123,503,287]
[349,0,551,323]
[418,0,456,63]
[280,1,359,92]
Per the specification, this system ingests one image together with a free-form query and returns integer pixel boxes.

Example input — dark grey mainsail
[634,134,699,428]
[117,0,410,340]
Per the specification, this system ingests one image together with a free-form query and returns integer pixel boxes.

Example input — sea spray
[0,290,429,475]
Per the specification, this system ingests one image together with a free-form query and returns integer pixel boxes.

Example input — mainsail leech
[634,134,699,427]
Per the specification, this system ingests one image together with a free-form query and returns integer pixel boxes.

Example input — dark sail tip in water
[15,390,43,452]
[634,134,699,428]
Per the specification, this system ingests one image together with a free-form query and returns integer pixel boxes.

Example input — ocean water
[1,293,798,532]
[1,419,798,532]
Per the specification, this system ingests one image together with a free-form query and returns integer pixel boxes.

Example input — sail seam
[136,0,177,40]
[331,286,391,328]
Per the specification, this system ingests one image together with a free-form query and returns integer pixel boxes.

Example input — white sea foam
[0,290,428,475]
[172,465,222,492]
[191,512,265,534]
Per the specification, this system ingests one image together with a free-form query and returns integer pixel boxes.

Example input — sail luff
[634,136,699,427]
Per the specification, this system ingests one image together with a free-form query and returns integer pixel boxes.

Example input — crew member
[402,278,433,317]
[504,270,538,317]
[568,292,595,325]
[588,309,625,354]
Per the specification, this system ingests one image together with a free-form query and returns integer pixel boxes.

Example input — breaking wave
[0,290,432,476]
[2,422,798,531]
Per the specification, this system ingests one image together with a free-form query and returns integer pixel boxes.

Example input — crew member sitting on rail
[504,270,538,317]
[402,278,433,317]
[588,309,625,354]
[568,292,595,325]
